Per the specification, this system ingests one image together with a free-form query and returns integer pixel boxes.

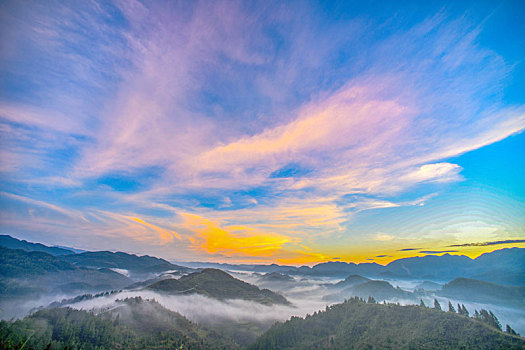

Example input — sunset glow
[0,0,523,265]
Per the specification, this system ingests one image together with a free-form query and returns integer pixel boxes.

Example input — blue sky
[0,0,523,264]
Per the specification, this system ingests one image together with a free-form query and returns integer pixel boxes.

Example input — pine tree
[367,296,376,304]
[489,311,502,331]
[458,303,462,314]
[419,299,426,307]
[506,324,518,336]
[433,299,441,311]
[461,304,469,317]
[448,301,456,313]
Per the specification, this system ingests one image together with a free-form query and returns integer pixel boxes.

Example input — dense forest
[250,297,524,350]
[148,268,289,305]
[1,296,523,349]
[0,297,238,350]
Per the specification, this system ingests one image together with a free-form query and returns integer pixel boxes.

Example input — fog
[3,270,524,337]
[64,289,329,326]
[52,271,524,336]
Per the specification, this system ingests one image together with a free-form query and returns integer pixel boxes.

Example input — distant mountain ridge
[180,246,524,285]
[0,234,75,255]
[439,277,525,306]
[61,250,191,274]
[2,234,524,285]
[0,235,191,275]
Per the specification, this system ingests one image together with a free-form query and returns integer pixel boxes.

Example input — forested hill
[0,235,74,256]
[147,268,290,305]
[0,297,239,350]
[250,297,525,350]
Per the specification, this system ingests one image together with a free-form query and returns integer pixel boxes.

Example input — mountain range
[2,234,523,286]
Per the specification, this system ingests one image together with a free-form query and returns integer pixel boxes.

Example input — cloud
[373,234,395,242]
[375,255,393,258]
[0,192,185,250]
[0,1,524,262]
[449,239,525,247]
[419,250,459,254]
[128,216,181,241]
[182,213,294,258]
[401,163,462,184]
[398,248,423,251]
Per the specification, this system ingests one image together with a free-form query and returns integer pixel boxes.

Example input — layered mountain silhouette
[2,234,523,285]
[0,234,75,256]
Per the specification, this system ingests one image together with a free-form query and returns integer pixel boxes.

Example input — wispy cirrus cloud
[449,239,525,247]
[0,0,523,263]
[419,250,459,254]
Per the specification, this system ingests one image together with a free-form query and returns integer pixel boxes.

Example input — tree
[448,301,455,313]
[367,296,376,304]
[433,299,441,311]
[506,324,518,336]
[489,311,502,331]
[461,304,469,317]
[419,299,426,307]
[478,309,502,331]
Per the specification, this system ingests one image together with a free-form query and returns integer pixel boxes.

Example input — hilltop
[0,235,74,256]
[251,297,525,349]
[147,268,289,305]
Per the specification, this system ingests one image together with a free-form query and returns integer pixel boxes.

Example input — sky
[0,0,524,265]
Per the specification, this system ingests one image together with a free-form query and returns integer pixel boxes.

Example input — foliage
[0,247,76,279]
[250,297,525,350]
[0,235,74,256]
[0,298,238,350]
[61,251,188,273]
[433,299,441,310]
[148,268,289,305]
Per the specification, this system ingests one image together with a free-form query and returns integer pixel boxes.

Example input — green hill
[349,280,413,301]
[0,246,76,278]
[147,268,289,305]
[415,281,442,291]
[250,297,525,349]
[439,278,525,306]
[0,297,239,349]
[258,272,294,282]
[0,247,133,319]
[61,250,190,273]
[334,274,370,288]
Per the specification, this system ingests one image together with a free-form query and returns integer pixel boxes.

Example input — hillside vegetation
[0,297,239,350]
[250,297,524,350]
[147,268,289,305]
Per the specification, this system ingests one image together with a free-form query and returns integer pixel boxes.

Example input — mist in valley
[39,270,524,336]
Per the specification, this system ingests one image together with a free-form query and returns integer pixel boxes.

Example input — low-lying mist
[64,289,328,326]
[4,270,524,337]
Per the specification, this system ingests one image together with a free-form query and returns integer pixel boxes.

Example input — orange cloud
[274,250,333,265]
[129,216,181,241]
[182,213,293,258]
